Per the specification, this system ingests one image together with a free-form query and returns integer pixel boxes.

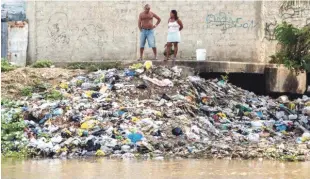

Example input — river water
[2,158,310,179]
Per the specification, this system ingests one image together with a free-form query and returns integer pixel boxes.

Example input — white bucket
[196,49,206,61]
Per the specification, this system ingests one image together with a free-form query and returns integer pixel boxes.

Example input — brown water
[2,158,310,179]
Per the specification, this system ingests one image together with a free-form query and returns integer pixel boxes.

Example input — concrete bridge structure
[23,1,309,68]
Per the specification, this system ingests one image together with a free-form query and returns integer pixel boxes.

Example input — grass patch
[32,60,53,68]
[46,89,63,100]
[20,86,33,97]
[67,62,122,72]
[19,81,52,97]
[1,59,17,72]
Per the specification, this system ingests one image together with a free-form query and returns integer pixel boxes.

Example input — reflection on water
[2,158,310,179]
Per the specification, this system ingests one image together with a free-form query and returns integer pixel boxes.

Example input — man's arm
[138,14,142,31]
[153,13,161,28]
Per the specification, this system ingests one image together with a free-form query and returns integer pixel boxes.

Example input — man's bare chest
[141,13,153,20]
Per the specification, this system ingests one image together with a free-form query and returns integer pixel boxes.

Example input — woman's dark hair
[171,10,178,20]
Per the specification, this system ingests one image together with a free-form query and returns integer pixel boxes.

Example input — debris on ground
[1,67,86,99]
[1,63,310,161]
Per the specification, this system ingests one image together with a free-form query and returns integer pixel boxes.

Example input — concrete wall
[262,1,310,62]
[26,1,310,64]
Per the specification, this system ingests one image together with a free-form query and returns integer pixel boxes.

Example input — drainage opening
[199,72,309,100]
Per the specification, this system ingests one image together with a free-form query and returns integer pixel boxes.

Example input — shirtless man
[138,4,161,61]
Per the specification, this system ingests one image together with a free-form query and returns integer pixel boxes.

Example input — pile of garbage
[2,62,310,161]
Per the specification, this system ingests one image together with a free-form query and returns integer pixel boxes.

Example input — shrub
[32,60,53,68]
[270,22,310,72]
[1,59,17,72]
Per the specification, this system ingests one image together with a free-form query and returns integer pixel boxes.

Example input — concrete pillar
[265,65,306,94]
[26,1,36,64]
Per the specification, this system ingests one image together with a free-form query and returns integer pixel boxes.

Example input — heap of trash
[2,62,310,161]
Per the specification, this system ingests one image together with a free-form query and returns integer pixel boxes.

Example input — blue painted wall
[1,0,26,58]
[1,0,26,21]
[1,22,8,58]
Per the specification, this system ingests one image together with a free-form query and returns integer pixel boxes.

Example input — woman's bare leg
[165,42,172,61]
[173,43,178,58]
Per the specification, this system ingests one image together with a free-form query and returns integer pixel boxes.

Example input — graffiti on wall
[264,5,310,41]
[281,6,310,20]
[47,12,70,45]
[47,12,110,60]
[280,6,310,25]
[45,7,136,61]
[206,12,257,32]
[264,20,277,41]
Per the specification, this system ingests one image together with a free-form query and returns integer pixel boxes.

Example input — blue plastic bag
[128,133,143,143]
[125,70,136,77]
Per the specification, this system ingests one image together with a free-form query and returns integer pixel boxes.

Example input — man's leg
[147,30,157,60]
[140,48,144,60]
[152,47,157,60]
[139,30,147,60]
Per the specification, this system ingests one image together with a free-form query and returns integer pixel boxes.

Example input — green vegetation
[66,62,122,72]
[20,81,52,97]
[1,98,20,108]
[281,154,298,162]
[221,72,229,82]
[46,89,63,100]
[1,101,29,158]
[269,22,310,72]
[1,59,17,72]
[32,60,53,68]
[20,86,33,97]
[33,79,52,92]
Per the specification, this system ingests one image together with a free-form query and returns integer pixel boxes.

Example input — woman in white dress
[165,10,183,62]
